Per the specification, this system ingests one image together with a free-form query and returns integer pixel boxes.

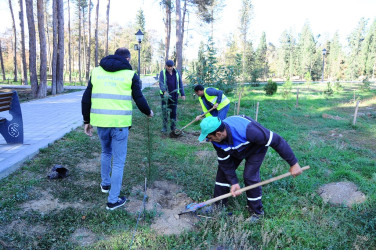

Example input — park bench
[0,91,24,144]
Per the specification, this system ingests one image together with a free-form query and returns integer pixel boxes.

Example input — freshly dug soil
[126,180,198,235]
[317,181,366,207]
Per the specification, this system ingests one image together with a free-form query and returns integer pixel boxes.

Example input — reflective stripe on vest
[199,88,230,117]
[160,69,180,95]
[90,66,134,127]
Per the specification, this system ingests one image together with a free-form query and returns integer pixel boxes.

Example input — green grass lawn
[0,82,375,249]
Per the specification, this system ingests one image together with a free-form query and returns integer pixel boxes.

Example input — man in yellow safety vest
[82,48,153,210]
[194,84,230,121]
[159,60,185,133]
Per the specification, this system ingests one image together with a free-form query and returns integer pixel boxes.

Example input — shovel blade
[178,202,207,215]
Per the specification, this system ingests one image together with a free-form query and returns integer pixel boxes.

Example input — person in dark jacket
[193,84,230,121]
[82,48,154,210]
[198,115,302,222]
[159,60,185,133]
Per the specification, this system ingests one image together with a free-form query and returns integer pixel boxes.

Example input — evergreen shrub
[281,79,293,98]
[264,79,277,95]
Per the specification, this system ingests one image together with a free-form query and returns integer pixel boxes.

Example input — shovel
[178,165,310,216]
[170,106,216,137]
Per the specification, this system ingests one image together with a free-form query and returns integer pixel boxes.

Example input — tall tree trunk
[19,0,28,85]
[68,0,72,82]
[56,0,64,93]
[82,7,86,78]
[9,0,18,82]
[181,0,187,76]
[175,0,182,74]
[37,0,47,98]
[105,0,110,56]
[86,0,92,81]
[44,0,51,75]
[94,0,99,67]
[25,0,38,97]
[164,1,171,61]
[51,0,57,94]
[44,1,52,74]
[0,41,6,80]
[78,5,82,83]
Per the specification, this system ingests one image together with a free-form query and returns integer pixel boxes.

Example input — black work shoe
[245,211,264,223]
[106,196,127,210]
[100,184,110,193]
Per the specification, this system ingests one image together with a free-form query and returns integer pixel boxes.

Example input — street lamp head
[135,29,144,43]
[322,48,327,56]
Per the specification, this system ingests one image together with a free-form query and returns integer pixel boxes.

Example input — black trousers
[160,95,177,130]
[213,151,267,214]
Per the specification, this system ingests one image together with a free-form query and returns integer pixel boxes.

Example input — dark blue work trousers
[161,95,178,130]
[214,151,267,214]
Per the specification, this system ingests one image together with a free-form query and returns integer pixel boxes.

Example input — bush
[281,79,293,99]
[324,82,333,97]
[264,79,277,96]
[360,78,371,92]
[334,82,343,92]
[304,72,312,89]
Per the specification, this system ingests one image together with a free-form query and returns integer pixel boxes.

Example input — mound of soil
[126,180,198,235]
[317,182,366,207]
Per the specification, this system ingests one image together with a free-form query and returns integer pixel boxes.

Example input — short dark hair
[194,84,204,92]
[207,120,225,136]
[115,48,131,59]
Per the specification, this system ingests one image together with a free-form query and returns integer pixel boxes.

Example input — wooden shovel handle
[201,166,310,207]
[179,106,216,131]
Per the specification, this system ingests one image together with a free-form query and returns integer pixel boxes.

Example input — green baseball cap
[198,117,222,141]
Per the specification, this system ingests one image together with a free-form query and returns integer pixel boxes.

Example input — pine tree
[297,22,316,79]
[347,18,367,80]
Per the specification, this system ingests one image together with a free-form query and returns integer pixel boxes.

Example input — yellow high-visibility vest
[159,69,180,95]
[90,66,134,127]
[199,88,230,117]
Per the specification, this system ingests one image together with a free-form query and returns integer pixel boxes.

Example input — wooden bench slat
[0,106,10,112]
[0,92,13,97]
[0,106,11,112]
[0,97,12,102]
[0,101,12,107]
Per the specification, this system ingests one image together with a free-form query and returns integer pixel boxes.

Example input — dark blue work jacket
[212,115,298,185]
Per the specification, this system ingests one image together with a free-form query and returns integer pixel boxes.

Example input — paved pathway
[0,76,157,179]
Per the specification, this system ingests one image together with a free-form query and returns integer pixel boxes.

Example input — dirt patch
[317,182,366,207]
[70,228,97,247]
[126,180,198,235]
[21,190,89,214]
[168,131,202,145]
[0,219,48,248]
[322,113,344,120]
[76,156,100,173]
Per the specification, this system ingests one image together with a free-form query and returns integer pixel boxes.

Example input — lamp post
[134,29,144,87]
[321,48,327,82]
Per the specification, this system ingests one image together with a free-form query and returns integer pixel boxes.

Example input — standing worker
[82,48,154,210]
[198,115,302,222]
[194,84,230,121]
[159,60,185,133]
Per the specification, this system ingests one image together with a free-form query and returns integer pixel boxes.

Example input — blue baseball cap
[166,60,174,67]
[198,117,222,141]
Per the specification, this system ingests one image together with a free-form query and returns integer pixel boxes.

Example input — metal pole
[138,42,141,88]
[321,55,325,82]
